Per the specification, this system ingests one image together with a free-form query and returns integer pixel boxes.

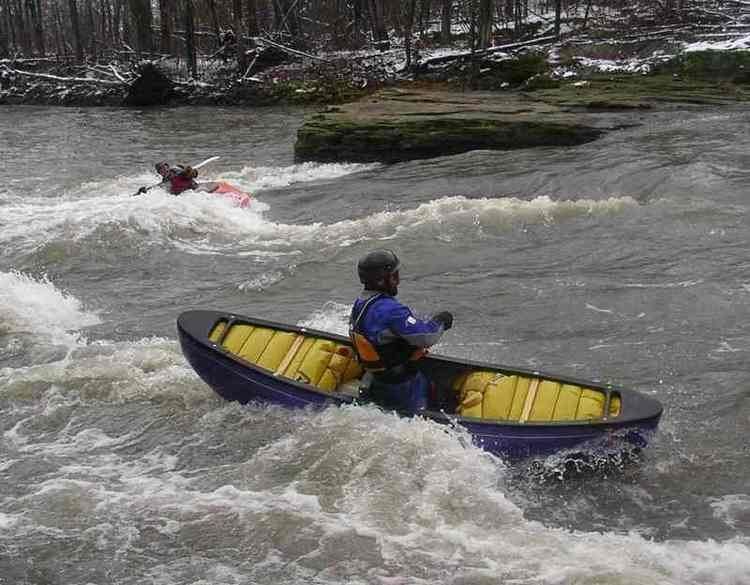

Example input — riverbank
[3,34,749,164]
[293,47,750,163]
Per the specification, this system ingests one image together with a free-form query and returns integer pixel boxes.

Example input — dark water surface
[1,104,749,584]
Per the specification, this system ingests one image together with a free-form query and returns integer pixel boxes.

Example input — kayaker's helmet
[358,249,400,294]
[155,161,170,177]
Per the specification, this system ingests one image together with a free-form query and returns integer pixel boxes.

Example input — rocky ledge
[294,87,606,163]
[294,50,750,164]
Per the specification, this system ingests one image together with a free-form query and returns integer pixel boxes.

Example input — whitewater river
[1,103,749,584]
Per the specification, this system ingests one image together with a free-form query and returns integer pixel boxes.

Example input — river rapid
[1,104,749,584]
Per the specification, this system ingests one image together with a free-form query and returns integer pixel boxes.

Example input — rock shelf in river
[294,88,605,163]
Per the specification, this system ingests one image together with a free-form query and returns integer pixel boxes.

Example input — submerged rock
[294,87,605,163]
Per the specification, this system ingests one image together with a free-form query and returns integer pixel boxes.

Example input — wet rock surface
[294,87,606,163]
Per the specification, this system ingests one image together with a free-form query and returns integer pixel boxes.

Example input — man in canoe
[349,249,453,412]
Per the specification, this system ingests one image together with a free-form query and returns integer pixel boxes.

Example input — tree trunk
[353,0,364,47]
[121,0,130,48]
[275,0,299,37]
[52,0,64,55]
[113,0,123,46]
[184,0,196,77]
[206,0,219,39]
[14,0,31,55]
[0,0,8,55]
[478,0,492,48]
[233,0,247,70]
[582,0,592,29]
[86,0,96,59]
[27,0,44,55]
[68,0,84,62]
[404,0,416,67]
[419,0,430,39]
[441,0,451,44]
[368,0,387,46]
[128,0,152,54]
[554,0,561,38]
[246,0,258,37]
[159,0,173,53]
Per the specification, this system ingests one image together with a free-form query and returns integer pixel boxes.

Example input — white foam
[0,270,100,346]
[4,397,749,583]
[298,301,352,336]
[3,172,638,259]
[0,512,21,529]
[710,494,750,529]
[223,161,379,191]
[0,337,212,407]
[1,161,375,255]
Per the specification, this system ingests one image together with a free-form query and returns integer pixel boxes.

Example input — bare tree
[184,0,197,77]
[0,0,11,55]
[478,0,492,48]
[441,0,451,44]
[404,0,416,67]
[554,0,561,38]
[233,0,247,69]
[159,0,175,53]
[68,0,84,61]
[246,0,258,37]
[27,0,45,55]
[129,0,152,54]
[368,0,387,47]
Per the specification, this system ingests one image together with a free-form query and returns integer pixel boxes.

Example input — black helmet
[357,249,400,289]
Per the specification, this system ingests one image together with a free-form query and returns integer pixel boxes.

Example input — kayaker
[349,249,453,412]
[153,161,199,195]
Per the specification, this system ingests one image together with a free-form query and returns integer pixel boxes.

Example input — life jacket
[169,174,195,195]
[349,294,427,375]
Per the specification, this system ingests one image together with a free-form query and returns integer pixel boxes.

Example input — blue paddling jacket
[349,291,447,379]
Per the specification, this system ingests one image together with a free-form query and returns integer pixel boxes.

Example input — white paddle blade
[194,156,220,170]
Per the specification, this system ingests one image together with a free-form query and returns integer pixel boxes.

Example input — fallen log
[1,66,125,85]
[254,36,330,62]
[418,35,558,69]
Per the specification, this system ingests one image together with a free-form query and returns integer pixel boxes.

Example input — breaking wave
[2,190,638,261]
[0,270,100,347]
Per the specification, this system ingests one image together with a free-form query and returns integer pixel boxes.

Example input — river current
[1,104,749,584]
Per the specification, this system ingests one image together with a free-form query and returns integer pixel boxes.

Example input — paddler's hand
[432,311,453,330]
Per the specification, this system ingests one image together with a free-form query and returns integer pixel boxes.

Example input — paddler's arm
[384,304,451,348]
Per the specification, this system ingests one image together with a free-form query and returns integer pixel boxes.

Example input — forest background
[1,0,749,106]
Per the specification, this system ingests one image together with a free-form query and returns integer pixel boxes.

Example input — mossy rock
[296,117,602,163]
[672,50,750,83]
[527,73,750,108]
[472,51,550,89]
[523,74,560,91]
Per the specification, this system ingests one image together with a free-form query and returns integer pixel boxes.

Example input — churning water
[1,104,749,584]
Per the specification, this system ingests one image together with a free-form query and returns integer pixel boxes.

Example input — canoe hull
[178,310,662,460]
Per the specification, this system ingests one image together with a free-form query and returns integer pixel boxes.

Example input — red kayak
[208,181,253,208]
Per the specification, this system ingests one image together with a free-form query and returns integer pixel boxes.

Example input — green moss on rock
[527,73,750,108]
[295,89,603,163]
[673,50,750,83]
